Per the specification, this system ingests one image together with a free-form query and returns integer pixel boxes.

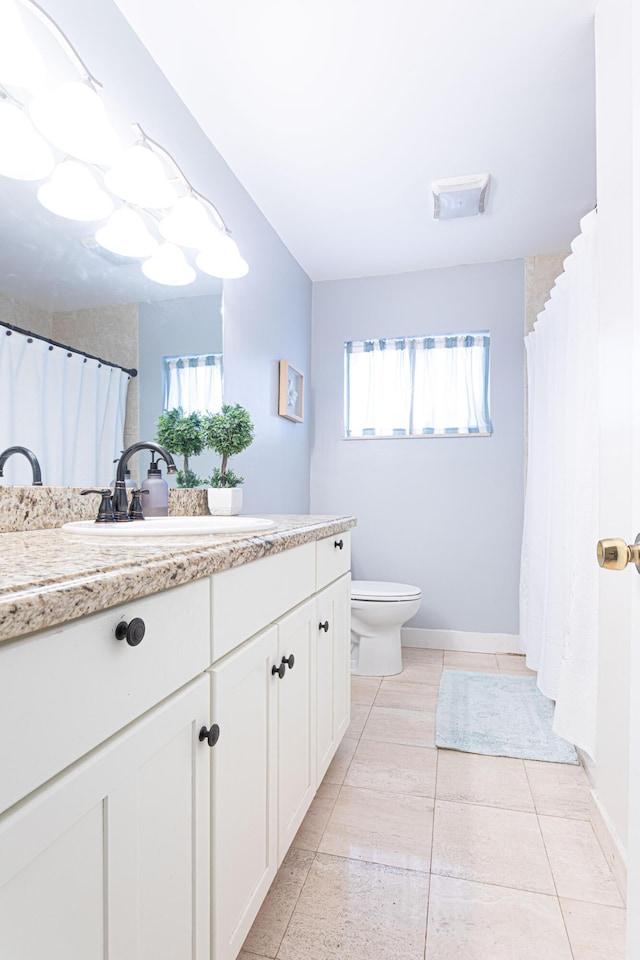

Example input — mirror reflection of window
[162,353,222,415]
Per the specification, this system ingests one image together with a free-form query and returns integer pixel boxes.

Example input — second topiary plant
[203,403,254,515]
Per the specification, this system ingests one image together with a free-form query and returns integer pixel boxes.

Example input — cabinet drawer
[0,578,210,814]
[211,543,315,662]
[316,532,351,591]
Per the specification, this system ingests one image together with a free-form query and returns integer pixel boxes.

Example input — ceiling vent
[431,173,490,220]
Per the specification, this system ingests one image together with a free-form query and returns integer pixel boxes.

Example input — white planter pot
[207,486,243,516]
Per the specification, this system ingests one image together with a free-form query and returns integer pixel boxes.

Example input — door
[276,598,317,863]
[316,574,351,782]
[209,626,278,960]
[0,676,210,960]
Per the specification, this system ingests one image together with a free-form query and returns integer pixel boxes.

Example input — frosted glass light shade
[38,160,114,221]
[96,208,158,258]
[105,146,177,209]
[0,101,55,180]
[196,233,249,279]
[142,243,195,286]
[159,196,214,248]
[30,81,121,166]
[0,0,47,91]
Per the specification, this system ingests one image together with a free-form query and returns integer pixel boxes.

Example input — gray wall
[42,0,312,514]
[311,260,525,635]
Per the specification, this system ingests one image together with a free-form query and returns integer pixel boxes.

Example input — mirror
[0,172,224,488]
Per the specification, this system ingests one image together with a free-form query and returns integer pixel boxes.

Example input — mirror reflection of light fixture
[38,160,114,221]
[0,0,46,91]
[196,234,249,280]
[95,207,158,258]
[29,81,121,167]
[105,145,177,209]
[159,195,214,248]
[142,242,196,286]
[0,100,55,180]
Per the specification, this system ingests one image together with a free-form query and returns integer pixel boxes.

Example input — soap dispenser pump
[140,459,169,517]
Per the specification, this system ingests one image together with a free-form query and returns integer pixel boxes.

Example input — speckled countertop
[0,515,356,643]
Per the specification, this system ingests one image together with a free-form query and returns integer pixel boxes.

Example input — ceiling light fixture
[38,159,114,221]
[105,144,177,209]
[0,99,55,179]
[142,242,196,286]
[159,195,215,248]
[0,0,46,91]
[29,80,122,167]
[432,173,490,220]
[96,207,158,259]
[196,234,249,280]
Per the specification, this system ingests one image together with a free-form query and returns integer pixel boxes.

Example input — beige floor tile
[525,760,592,820]
[350,677,381,705]
[436,751,534,812]
[443,651,500,672]
[238,952,272,960]
[431,799,554,894]
[391,658,444,685]
[539,816,624,906]
[361,705,436,747]
[242,847,315,958]
[345,739,437,797]
[374,680,439,712]
[497,653,536,675]
[426,875,572,959]
[292,782,340,852]
[401,646,444,663]
[318,785,434,872]
[560,898,627,960]
[346,703,371,738]
[322,736,358,785]
[277,853,429,960]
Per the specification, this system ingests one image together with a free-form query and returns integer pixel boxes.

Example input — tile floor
[240,648,627,960]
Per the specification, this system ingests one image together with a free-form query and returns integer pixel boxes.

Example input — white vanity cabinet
[315,573,351,782]
[0,675,211,960]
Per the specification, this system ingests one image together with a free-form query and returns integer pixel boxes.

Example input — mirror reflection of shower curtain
[0,330,129,487]
[520,210,599,759]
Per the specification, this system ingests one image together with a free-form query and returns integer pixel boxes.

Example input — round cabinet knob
[282,654,295,670]
[319,620,329,633]
[115,617,146,646]
[199,724,220,747]
[334,539,344,550]
[272,662,286,679]
[597,536,640,572]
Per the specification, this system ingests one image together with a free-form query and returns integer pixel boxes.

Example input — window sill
[342,432,493,440]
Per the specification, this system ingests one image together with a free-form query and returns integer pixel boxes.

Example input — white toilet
[350,580,422,677]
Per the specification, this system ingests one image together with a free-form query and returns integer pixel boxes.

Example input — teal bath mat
[436,670,579,765]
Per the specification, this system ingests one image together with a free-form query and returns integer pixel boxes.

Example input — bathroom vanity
[0,514,354,960]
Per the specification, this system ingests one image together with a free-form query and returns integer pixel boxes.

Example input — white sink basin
[61,516,276,537]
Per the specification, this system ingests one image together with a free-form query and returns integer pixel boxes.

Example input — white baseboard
[401,626,522,655]
[590,790,627,904]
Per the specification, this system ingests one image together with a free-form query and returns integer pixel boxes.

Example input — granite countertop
[0,515,356,643]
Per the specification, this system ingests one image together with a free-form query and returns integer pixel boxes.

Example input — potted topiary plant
[155,407,205,488]
[203,403,254,515]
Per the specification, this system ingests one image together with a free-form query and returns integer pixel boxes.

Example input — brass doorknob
[597,536,640,572]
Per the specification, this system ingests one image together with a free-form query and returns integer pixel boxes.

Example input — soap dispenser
[140,459,169,517]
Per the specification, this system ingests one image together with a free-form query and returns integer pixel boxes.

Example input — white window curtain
[0,328,129,487]
[345,334,491,437]
[520,209,599,758]
[162,353,222,415]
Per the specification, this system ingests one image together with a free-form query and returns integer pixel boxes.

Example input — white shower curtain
[520,210,599,758]
[0,329,130,487]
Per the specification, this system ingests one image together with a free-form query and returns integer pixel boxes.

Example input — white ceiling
[114,0,597,281]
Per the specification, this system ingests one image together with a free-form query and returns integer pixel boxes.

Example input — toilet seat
[351,580,422,602]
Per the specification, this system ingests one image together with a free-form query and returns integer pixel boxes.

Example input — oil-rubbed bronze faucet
[0,446,42,485]
[113,442,177,521]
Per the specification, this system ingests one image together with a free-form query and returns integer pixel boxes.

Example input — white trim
[590,790,627,904]
[343,433,492,441]
[401,626,522,655]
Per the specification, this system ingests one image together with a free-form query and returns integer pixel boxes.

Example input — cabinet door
[210,626,278,960]
[277,598,317,863]
[316,574,352,782]
[0,676,210,960]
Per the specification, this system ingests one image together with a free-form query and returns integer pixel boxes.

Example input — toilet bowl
[350,580,422,677]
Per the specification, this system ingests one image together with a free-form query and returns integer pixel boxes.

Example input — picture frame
[278,359,304,423]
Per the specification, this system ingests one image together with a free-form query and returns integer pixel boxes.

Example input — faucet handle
[128,488,149,521]
[81,488,115,523]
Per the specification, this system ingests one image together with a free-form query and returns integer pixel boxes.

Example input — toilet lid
[351,580,422,602]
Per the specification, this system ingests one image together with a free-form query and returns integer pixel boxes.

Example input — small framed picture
[279,359,304,423]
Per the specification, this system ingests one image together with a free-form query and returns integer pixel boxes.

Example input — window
[344,333,492,438]
[162,353,223,415]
